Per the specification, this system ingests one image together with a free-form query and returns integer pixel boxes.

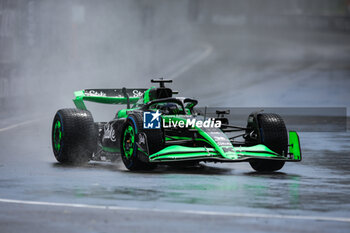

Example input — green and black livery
[51,79,301,172]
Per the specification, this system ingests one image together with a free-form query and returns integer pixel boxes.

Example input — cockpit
[133,79,198,115]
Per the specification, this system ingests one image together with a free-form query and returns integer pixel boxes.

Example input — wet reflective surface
[0,120,349,232]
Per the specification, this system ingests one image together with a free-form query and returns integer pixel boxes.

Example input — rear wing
[73,88,147,110]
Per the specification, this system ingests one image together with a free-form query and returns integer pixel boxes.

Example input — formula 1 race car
[51,79,301,172]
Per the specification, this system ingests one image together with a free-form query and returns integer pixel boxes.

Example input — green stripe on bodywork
[117,109,131,118]
[165,136,209,144]
[151,153,220,161]
[143,87,155,104]
[165,136,192,141]
[102,146,120,153]
[73,90,87,110]
[197,129,237,159]
[162,116,237,159]
[234,144,279,157]
[289,131,301,160]
[150,145,219,160]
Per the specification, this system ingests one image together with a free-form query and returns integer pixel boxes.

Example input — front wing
[146,131,301,163]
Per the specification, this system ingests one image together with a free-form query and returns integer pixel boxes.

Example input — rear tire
[52,108,97,164]
[120,112,163,171]
[248,113,287,172]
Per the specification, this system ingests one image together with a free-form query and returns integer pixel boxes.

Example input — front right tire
[248,113,288,172]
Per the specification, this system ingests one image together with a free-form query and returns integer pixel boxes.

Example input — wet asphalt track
[0,119,350,233]
[1,28,350,232]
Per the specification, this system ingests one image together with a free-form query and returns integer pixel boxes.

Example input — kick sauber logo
[143,110,161,129]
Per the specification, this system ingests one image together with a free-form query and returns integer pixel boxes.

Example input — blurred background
[1,2,350,232]
[0,0,349,120]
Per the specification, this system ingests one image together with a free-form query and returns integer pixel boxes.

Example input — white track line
[0,118,44,132]
[0,198,349,223]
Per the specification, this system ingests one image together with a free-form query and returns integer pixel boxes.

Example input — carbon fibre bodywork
[70,79,301,169]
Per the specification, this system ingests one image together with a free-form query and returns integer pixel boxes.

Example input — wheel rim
[123,125,135,159]
[53,120,62,152]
